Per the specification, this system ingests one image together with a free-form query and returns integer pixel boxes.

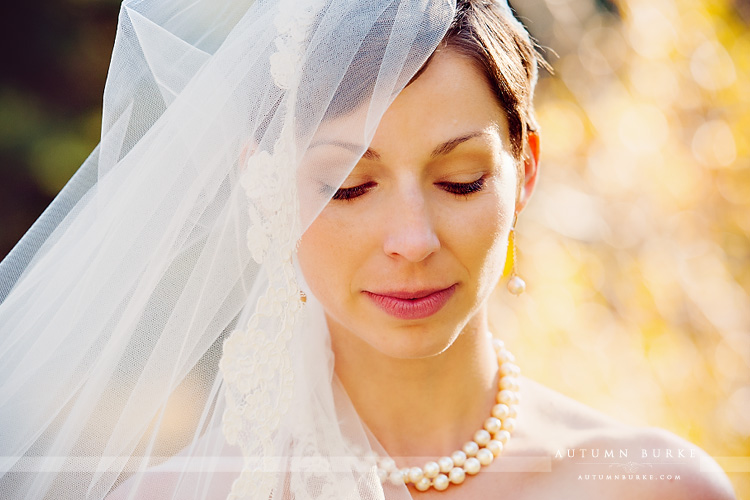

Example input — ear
[515,131,540,213]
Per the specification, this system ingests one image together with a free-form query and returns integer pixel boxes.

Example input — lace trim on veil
[218,1,331,497]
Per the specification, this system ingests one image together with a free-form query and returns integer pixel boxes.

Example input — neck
[330,312,499,461]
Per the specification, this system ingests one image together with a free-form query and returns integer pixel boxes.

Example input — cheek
[297,219,337,302]
[448,189,513,287]
[297,212,366,307]
[472,214,510,283]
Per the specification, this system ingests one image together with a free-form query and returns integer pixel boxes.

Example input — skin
[296,49,736,499]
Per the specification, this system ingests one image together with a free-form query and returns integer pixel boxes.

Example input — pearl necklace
[374,338,520,492]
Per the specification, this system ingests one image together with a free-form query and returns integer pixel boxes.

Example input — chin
[360,316,467,360]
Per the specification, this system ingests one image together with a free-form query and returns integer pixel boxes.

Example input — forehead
[369,48,509,159]
[307,48,509,160]
[296,49,511,219]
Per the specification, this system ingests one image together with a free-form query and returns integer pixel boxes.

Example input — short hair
[440,0,549,161]
[298,0,547,161]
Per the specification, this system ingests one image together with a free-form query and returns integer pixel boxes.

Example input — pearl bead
[464,457,481,475]
[507,275,526,295]
[495,430,511,444]
[433,474,450,491]
[448,467,466,484]
[380,457,396,472]
[462,441,479,457]
[377,468,388,484]
[408,467,424,483]
[474,429,491,446]
[451,450,467,467]
[487,440,503,457]
[388,470,404,485]
[491,403,510,420]
[497,349,516,363]
[423,461,440,479]
[497,389,516,405]
[400,468,410,483]
[499,376,520,391]
[477,448,494,466]
[415,477,431,492]
[491,338,505,352]
[438,456,454,473]
[499,362,518,376]
[360,337,521,493]
[508,404,519,419]
[484,416,502,434]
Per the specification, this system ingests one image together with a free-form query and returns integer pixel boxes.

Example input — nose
[382,188,440,262]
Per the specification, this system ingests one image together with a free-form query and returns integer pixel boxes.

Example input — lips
[363,284,457,320]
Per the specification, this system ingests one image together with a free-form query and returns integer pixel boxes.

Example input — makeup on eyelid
[309,129,502,201]
[330,174,489,201]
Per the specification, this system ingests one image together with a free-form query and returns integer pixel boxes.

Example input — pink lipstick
[364,284,457,320]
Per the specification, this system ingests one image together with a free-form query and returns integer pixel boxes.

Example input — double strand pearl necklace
[374,338,520,492]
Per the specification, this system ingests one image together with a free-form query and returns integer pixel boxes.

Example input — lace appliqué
[220,127,302,499]
[287,436,375,499]
[219,2,326,499]
[269,0,326,89]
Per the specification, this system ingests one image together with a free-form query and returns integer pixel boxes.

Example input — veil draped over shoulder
[0,0,458,498]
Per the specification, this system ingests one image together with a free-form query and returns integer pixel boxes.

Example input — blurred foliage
[0,0,747,496]
[492,0,749,496]
[0,0,120,258]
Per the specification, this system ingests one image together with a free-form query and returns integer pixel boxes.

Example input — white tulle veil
[0,0,525,498]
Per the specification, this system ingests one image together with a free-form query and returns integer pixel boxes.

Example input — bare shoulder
[615,426,737,500]
[514,377,737,500]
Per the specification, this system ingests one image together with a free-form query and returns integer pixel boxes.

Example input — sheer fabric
[0,0,492,498]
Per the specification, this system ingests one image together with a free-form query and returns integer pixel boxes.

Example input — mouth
[363,284,457,320]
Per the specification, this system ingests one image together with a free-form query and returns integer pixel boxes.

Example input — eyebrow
[309,131,487,161]
[428,131,485,158]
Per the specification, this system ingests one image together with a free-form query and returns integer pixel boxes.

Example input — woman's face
[297,48,539,359]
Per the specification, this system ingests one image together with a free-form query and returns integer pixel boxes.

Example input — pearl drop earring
[506,224,526,296]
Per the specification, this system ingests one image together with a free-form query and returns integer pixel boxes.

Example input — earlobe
[516,131,540,212]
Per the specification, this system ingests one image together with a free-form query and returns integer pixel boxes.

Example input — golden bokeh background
[0,0,747,497]
[490,0,749,497]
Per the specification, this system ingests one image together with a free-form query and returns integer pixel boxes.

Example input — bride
[0,0,736,499]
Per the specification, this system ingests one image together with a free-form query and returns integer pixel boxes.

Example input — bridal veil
[0,0,525,498]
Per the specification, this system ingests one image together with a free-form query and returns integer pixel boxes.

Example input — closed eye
[329,176,485,201]
[436,176,486,197]
[332,181,377,201]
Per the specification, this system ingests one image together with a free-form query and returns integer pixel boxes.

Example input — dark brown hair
[299,0,547,159]
[439,0,548,160]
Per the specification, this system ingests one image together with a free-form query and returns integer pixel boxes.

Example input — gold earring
[506,223,526,296]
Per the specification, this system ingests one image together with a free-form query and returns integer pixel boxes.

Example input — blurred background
[0,0,747,496]
[494,0,750,496]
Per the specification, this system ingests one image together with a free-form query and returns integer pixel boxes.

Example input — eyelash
[437,177,486,197]
[330,177,486,201]
[331,181,377,200]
